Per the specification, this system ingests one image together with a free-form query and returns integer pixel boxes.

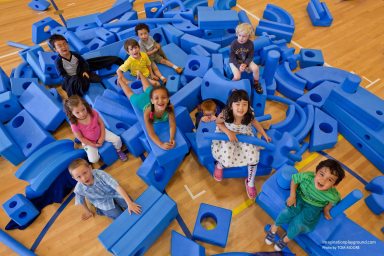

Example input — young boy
[265,159,345,251]
[117,39,163,87]
[229,23,263,94]
[195,99,218,128]
[69,158,141,220]
[50,34,101,97]
[135,23,183,74]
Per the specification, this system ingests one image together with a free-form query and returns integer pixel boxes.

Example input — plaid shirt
[74,169,122,210]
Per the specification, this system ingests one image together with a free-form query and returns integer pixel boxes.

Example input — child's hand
[169,139,175,148]
[83,72,90,79]
[286,195,296,207]
[82,210,94,221]
[324,209,332,220]
[239,64,247,72]
[127,202,142,215]
[97,137,105,146]
[264,135,272,143]
[152,75,159,81]
[226,130,238,142]
[159,142,174,150]
[155,44,161,50]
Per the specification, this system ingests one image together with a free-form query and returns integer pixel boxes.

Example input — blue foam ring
[256,114,272,122]
[153,0,187,18]
[0,229,36,256]
[202,132,275,151]
[103,18,184,29]
[330,189,363,218]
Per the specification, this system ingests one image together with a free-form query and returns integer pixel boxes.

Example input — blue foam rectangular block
[10,78,39,97]
[116,27,138,41]
[98,186,163,251]
[94,95,137,125]
[38,51,59,75]
[309,108,338,152]
[99,142,118,166]
[180,34,221,54]
[191,45,211,57]
[2,194,39,226]
[150,27,168,46]
[171,231,205,256]
[96,1,133,26]
[162,43,188,69]
[166,74,181,95]
[75,27,99,42]
[98,112,130,136]
[121,123,145,157]
[82,39,125,59]
[174,106,194,134]
[196,121,216,156]
[184,55,212,81]
[170,77,202,112]
[0,67,10,93]
[66,13,99,30]
[0,91,22,123]
[0,123,26,165]
[138,133,151,153]
[83,83,105,106]
[211,53,224,75]
[299,48,324,68]
[95,28,117,44]
[160,24,184,46]
[87,37,108,51]
[102,88,132,108]
[198,10,239,30]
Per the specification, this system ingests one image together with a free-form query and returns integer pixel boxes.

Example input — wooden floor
[0,0,383,255]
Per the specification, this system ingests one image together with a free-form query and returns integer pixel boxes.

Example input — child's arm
[73,131,99,148]
[252,119,271,142]
[96,117,106,147]
[287,179,298,207]
[78,198,94,220]
[323,203,333,220]
[115,185,142,215]
[147,63,157,80]
[143,108,173,150]
[244,41,255,67]
[168,108,176,147]
[137,71,152,91]
[216,112,238,142]
[146,44,159,56]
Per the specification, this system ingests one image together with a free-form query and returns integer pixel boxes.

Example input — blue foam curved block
[0,229,36,256]
[365,176,384,195]
[275,62,306,100]
[19,83,65,131]
[10,77,39,97]
[365,193,384,215]
[193,203,232,247]
[0,91,22,123]
[263,3,295,26]
[309,108,338,152]
[296,104,315,143]
[120,123,145,157]
[0,123,26,166]
[171,231,205,256]
[170,77,202,112]
[184,55,212,81]
[180,33,220,54]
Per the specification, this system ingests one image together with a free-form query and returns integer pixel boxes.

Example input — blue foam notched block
[5,110,54,158]
[171,231,205,256]
[309,108,338,152]
[32,17,61,44]
[198,9,239,30]
[196,121,216,156]
[0,123,26,166]
[299,48,324,68]
[170,77,202,113]
[183,55,212,81]
[2,194,39,226]
[307,0,333,27]
[38,51,58,75]
[193,203,232,247]
[0,91,22,123]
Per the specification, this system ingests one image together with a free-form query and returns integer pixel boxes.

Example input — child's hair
[63,95,93,125]
[235,23,254,38]
[224,89,254,125]
[149,87,173,122]
[68,158,89,175]
[201,100,216,113]
[49,34,67,48]
[135,23,150,35]
[124,38,140,52]
[315,159,345,185]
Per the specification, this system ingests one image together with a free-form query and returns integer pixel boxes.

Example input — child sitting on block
[229,23,263,94]
[117,39,165,86]
[69,158,141,220]
[265,159,345,251]
[135,23,183,75]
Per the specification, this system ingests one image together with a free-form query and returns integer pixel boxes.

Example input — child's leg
[97,203,124,220]
[213,162,224,181]
[151,61,167,84]
[247,164,257,187]
[83,144,100,163]
[148,78,160,86]
[249,61,259,81]
[160,58,183,74]
[229,63,241,80]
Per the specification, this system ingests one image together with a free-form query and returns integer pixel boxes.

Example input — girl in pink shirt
[64,95,127,163]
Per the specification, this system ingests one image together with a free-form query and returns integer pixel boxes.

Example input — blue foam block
[365,193,384,215]
[87,37,108,51]
[296,81,337,108]
[121,123,145,157]
[299,48,324,68]
[191,44,211,57]
[64,31,89,54]
[365,176,384,195]
[296,104,315,143]
[309,108,338,152]
[150,27,168,46]
[32,17,61,44]
[98,112,130,136]
[198,9,238,30]
[275,62,306,100]
[2,194,39,226]
[96,1,133,25]
[28,0,50,11]
[252,80,267,117]
[37,51,58,75]
[19,82,65,131]
[172,14,203,37]
[174,106,195,133]
[111,194,178,256]
[138,134,151,153]
[307,0,333,27]
[180,33,220,54]
[170,77,202,112]
[262,50,280,90]
[211,53,224,75]
[66,13,99,30]
[102,88,132,108]
[166,74,181,95]
[0,229,36,256]
[0,91,22,123]
[256,19,294,42]
[144,1,163,18]
[263,3,295,26]
[160,24,184,45]
[98,186,163,251]
[196,121,216,156]
[171,231,205,256]
[184,55,212,81]
[5,110,54,157]
[94,95,137,125]
[193,203,232,247]
[0,67,10,93]
[83,83,105,106]
[0,123,25,165]
[162,43,188,69]
[99,142,118,166]
[276,164,298,189]
[95,28,116,44]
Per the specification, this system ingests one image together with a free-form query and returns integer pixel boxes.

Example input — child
[265,159,345,251]
[117,39,164,87]
[195,99,219,128]
[69,158,141,220]
[50,34,101,97]
[135,23,183,74]
[119,71,176,150]
[64,95,128,163]
[211,90,271,199]
[229,23,263,94]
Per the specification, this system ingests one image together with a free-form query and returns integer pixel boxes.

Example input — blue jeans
[96,198,128,220]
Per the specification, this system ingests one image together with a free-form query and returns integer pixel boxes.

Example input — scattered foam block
[191,45,211,57]
[121,123,145,157]
[66,13,99,30]
[198,9,239,29]
[211,53,224,75]
[170,77,202,112]
[83,83,105,106]
[171,231,205,256]
[262,50,280,95]
[0,91,22,123]
[2,194,39,226]
[275,62,306,100]
[99,142,118,166]
[162,43,188,69]
[307,0,333,27]
[166,74,181,95]
[180,33,220,54]
[213,0,236,10]
[144,1,163,18]
[256,19,294,42]
[32,17,61,44]
[263,3,295,26]
[174,106,194,134]
[309,108,338,152]
[0,123,25,165]
[19,83,65,131]
[94,95,137,125]
[365,176,384,195]
[87,37,108,51]
[161,24,184,45]
[0,67,11,93]
[193,203,232,247]
[96,1,133,25]
[252,79,267,117]
[64,31,89,54]
[276,164,298,190]
[196,121,216,156]
[183,55,212,81]
[0,229,36,256]
[365,193,384,215]
[299,48,324,68]
[28,0,50,11]
[38,51,58,75]
[296,81,337,108]
[330,190,363,218]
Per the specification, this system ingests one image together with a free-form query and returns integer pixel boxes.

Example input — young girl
[119,71,176,150]
[64,96,128,163]
[211,90,271,199]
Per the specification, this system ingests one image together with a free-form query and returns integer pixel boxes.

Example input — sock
[247,164,257,187]
[172,65,178,69]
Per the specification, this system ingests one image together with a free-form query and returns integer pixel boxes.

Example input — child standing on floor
[119,71,176,150]
[135,23,183,75]
[69,158,141,220]
[64,95,128,163]
[117,39,164,87]
[265,159,345,251]
[229,23,263,94]
[211,90,271,199]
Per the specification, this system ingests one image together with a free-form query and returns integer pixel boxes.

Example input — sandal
[213,164,223,181]
[245,179,257,199]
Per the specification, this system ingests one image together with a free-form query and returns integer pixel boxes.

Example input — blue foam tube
[238,10,252,25]
[103,18,184,29]
[0,229,36,256]
[256,114,272,122]
[263,50,280,86]
[330,189,363,218]
[7,41,30,49]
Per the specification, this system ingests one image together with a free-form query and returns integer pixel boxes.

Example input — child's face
[54,40,70,56]
[314,167,338,191]
[231,100,248,118]
[71,164,94,186]
[151,89,169,112]
[203,110,215,117]
[127,45,140,58]
[71,103,88,120]
[237,32,250,44]
[137,29,149,42]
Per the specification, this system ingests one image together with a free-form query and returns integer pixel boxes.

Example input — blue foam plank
[82,39,125,59]
[0,91,22,123]
[95,28,116,44]
[170,77,202,112]
[75,27,101,43]
[256,20,294,42]
[94,95,137,125]
[171,231,205,256]
[191,45,211,57]
[196,121,216,156]
[309,108,338,152]
[98,186,163,251]
[0,229,37,256]
[198,10,239,30]
[0,123,26,166]
[160,24,184,45]
[296,81,337,108]
[162,43,188,69]
[180,33,221,54]
[120,123,145,157]
[96,1,133,25]
[109,11,138,33]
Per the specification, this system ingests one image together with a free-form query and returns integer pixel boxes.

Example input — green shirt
[292,172,340,208]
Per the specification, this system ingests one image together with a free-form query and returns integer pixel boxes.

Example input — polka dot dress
[211,122,260,168]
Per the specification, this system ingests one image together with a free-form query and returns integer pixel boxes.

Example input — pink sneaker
[245,179,257,199]
[213,164,223,182]
[117,151,128,162]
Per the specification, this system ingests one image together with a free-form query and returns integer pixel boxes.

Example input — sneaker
[117,151,128,162]
[254,81,263,94]
[274,237,288,251]
[265,229,276,245]
[245,179,257,199]
[175,67,183,74]
[89,72,102,83]
[213,164,223,181]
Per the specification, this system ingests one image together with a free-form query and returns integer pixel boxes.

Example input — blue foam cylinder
[263,50,280,87]
[341,73,361,94]
[64,31,89,54]
[330,189,363,218]
[0,229,36,256]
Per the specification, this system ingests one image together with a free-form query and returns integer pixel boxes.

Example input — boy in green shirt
[265,159,345,251]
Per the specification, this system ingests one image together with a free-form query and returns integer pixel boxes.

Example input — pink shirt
[71,110,101,143]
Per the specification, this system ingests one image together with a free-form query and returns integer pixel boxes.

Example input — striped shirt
[74,169,122,210]
[293,172,340,208]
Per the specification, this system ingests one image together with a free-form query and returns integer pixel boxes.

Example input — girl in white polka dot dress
[211,90,271,199]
